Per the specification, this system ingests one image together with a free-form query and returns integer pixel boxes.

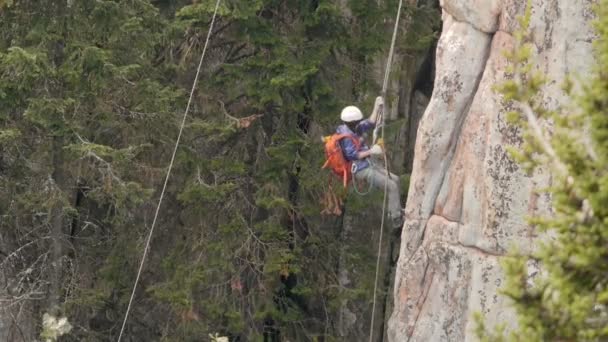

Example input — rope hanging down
[116,0,222,340]
[369,0,404,341]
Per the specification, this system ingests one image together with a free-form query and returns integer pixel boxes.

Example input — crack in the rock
[442,4,500,35]
[431,213,462,225]
[450,242,504,257]
[406,250,434,342]
[400,219,429,271]
[401,24,494,276]
[392,16,500,342]
[429,215,505,256]
[429,29,493,221]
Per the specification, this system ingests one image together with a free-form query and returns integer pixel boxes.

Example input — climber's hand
[370,96,384,123]
[374,96,384,109]
[369,144,384,156]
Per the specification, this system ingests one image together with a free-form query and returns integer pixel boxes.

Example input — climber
[338,96,403,230]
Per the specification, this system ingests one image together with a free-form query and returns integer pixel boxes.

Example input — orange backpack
[322,133,360,187]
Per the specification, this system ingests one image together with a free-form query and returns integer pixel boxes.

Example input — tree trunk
[49,136,66,313]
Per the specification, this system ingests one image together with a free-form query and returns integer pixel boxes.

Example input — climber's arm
[341,138,378,160]
[356,149,374,159]
[340,139,360,161]
[368,96,384,124]
[358,145,383,159]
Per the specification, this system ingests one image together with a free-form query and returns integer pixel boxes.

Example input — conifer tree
[0,1,184,340]
[0,0,440,340]
[478,1,608,340]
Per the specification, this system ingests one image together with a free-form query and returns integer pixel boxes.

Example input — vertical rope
[382,0,404,96]
[369,0,404,341]
[116,0,222,340]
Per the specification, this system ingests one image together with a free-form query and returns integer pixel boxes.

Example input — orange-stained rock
[389,1,595,341]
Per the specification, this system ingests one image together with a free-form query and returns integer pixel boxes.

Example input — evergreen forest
[0,1,441,341]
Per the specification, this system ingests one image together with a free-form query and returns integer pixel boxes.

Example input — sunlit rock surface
[388,0,595,341]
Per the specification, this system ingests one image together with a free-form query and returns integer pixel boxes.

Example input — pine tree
[0,0,440,340]
[0,1,183,340]
[478,1,608,340]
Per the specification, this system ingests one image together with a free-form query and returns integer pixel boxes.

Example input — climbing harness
[369,0,405,341]
[351,160,374,196]
[116,0,222,341]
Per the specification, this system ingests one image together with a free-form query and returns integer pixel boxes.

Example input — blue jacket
[337,119,375,173]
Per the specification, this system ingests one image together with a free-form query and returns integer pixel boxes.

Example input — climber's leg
[355,166,403,228]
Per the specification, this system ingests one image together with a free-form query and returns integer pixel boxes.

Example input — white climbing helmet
[340,106,363,122]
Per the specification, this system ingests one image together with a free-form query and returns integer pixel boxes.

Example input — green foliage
[480,0,608,340]
[178,181,238,204]
[0,127,19,143]
[0,0,436,340]
[401,2,441,52]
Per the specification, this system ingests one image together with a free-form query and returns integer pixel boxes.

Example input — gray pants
[355,164,403,228]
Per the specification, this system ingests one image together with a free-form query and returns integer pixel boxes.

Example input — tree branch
[520,103,570,179]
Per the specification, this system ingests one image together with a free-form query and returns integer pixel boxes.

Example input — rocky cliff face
[388,0,596,341]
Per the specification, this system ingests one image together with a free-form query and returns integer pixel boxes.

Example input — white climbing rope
[116,0,222,340]
[369,0,404,341]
